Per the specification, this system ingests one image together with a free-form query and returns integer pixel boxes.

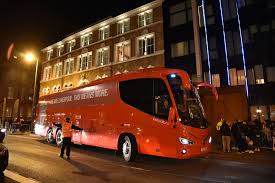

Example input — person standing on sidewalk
[54,117,83,160]
[220,120,231,152]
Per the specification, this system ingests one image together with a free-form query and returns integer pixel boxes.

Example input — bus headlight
[208,136,212,144]
[179,137,193,145]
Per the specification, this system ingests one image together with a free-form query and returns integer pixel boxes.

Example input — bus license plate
[201,147,207,152]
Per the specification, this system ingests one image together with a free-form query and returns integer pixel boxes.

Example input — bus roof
[39,67,191,100]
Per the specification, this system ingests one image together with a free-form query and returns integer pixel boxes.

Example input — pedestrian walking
[54,117,83,160]
[220,120,231,152]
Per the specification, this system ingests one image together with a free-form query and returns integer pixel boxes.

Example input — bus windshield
[167,74,207,129]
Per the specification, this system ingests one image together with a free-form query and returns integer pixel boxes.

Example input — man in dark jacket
[220,120,231,152]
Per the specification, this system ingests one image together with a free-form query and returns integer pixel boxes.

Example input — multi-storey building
[40,0,275,130]
[0,57,34,124]
[163,0,275,124]
[40,0,164,98]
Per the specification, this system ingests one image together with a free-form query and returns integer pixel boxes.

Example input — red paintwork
[35,68,211,159]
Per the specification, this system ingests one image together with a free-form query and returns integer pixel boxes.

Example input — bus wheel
[56,130,63,146]
[47,129,55,144]
[121,135,137,162]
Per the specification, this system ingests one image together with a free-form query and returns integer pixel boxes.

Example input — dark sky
[0,0,153,60]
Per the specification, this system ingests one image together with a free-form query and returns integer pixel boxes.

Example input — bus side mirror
[168,107,176,128]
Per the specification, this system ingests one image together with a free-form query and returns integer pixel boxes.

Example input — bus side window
[153,79,172,120]
[119,78,172,120]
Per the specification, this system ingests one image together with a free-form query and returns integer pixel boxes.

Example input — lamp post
[24,53,39,131]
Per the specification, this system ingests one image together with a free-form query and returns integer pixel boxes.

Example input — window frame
[96,47,110,66]
[136,33,155,56]
[138,9,153,27]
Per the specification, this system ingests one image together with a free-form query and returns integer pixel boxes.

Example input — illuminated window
[77,52,92,71]
[138,10,153,27]
[96,47,109,66]
[212,74,220,87]
[247,68,255,85]
[115,41,131,62]
[117,19,130,34]
[99,26,110,40]
[81,33,92,47]
[230,68,238,86]
[7,87,14,99]
[137,33,155,56]
[53,62,63,78]
[237,70,245,85]
[57,45,64,57]
[43,66,51,81]
[67,39,76,52]
[171,41,188,58]
[254,65,265,84]
[64,58,74,75]
[266,67,275,82]
[46,50,53,61]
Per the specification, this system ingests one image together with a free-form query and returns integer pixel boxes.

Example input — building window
[137,33,155,56]
[242,29,250,44]
[260,25,270,32]
[7,87,14,99]
[222,0,237,21]
[237,0,256,8]
[226,31,241,56]
[117,19,130,34]
[212,74,220,87]
[209,37,218,59]
[237,70,245,85]
[115,41,131,62]
[81,33,92,47]
[170,2,191,27]
[206,5,215,25]
[99,26,110,40]
[247,68,255,85]
[254,65,265,84]
[266,67,275,82]
[53,62,63,78]
[46,50,53,61]
[96,47,109,66]
[64,58,74,75]
[43,66,52,81]
[77,52,92,71]
[230,68,238,86]
[171,41,188,58]
[138,9,153,27]
[249,25,258,35]
[67,39,76,52]
[56,45,64,57]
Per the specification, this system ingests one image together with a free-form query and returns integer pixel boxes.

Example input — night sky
[0,0,153,61]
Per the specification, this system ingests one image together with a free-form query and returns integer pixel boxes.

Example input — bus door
[72,114,82,144]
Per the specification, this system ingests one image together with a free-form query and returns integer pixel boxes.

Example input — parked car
[0,128,6,143]
[0,144,8,177]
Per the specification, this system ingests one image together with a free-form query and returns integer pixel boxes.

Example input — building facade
[0,58,34,125]
[163,0,275,123]
[40,0,164,98]
[40,0,275,127]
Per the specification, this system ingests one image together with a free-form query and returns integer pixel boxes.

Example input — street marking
[4,170,40,183]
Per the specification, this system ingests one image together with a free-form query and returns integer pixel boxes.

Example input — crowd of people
[216,118,275,154]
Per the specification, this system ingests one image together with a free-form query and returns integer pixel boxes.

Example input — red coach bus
[35,68,217,161]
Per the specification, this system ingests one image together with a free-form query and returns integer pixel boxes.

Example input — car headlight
[208,136,212,144]
[179,137,193,145]
[1,129,6,133]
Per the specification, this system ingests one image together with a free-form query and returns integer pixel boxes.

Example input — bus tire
[46,128,55,144]
[56,129,63,147]
[119,135,137,162]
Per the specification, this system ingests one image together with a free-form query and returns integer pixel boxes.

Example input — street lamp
[24,52,39,131]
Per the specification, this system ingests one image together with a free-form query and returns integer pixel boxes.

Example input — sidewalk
[208,144,275,167]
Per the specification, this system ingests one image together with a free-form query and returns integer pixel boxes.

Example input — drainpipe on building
[191,0,203,82]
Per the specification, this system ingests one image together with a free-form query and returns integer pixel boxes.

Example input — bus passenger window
[119,78,172,120]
